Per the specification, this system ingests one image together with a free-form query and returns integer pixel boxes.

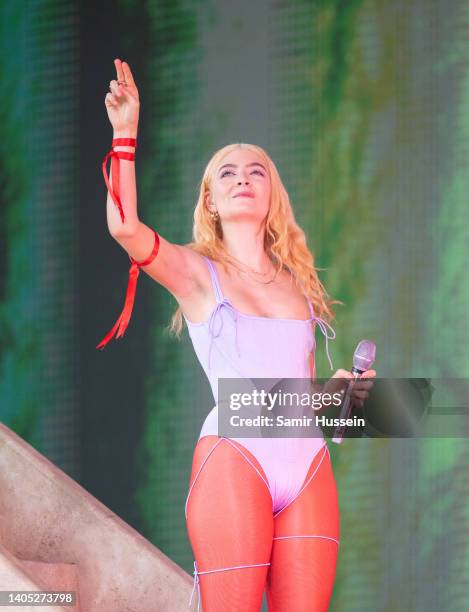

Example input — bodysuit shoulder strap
[203,256,225,304]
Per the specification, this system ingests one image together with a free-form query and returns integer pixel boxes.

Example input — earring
[209,205,219,221]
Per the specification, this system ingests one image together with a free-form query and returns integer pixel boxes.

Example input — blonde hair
[168,143,339,338]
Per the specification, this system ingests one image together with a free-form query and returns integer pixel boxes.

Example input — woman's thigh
[266,446,340,612]
[186,435,274,612]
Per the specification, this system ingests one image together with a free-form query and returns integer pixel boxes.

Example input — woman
[102,58,375,611]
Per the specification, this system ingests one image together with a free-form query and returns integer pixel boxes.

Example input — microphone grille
[353,340,376,371]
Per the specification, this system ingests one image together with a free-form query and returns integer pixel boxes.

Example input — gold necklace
[226,253,275,276]
[226,254,278,284]
[238,268,276,285]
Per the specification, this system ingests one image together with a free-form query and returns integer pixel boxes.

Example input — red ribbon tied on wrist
[102,138,137,223]
[97,137,161,350]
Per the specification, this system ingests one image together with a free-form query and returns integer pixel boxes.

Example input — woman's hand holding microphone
[326,368,377,410]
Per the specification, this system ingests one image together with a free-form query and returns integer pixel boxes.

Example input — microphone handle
[331,368,364,444]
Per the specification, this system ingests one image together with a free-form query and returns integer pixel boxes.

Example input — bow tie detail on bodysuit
[312,317,336,370]
[207,298,241,371]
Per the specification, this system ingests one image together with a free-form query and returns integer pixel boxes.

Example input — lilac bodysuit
[184,255,337,609]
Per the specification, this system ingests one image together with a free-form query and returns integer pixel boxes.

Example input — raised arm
[98,59,205,348]
[112,222,203,299]
[104,58,204,297]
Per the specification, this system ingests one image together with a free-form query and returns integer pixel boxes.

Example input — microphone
[332,340,376,444]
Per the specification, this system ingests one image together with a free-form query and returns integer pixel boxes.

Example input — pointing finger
[114,58,124,83]
[122,61,135,86]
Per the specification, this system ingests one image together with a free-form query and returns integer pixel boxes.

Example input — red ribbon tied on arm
[97,137,160,349]
[96,231,160,349]
[102,138,137,223]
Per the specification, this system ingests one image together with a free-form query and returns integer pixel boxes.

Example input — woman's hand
[324,368,376,410]
[105,58,140,134]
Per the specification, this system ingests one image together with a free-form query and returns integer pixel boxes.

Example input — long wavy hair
[168,143,339,338]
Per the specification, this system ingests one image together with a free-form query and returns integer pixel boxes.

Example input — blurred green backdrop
[0,0,468,609]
